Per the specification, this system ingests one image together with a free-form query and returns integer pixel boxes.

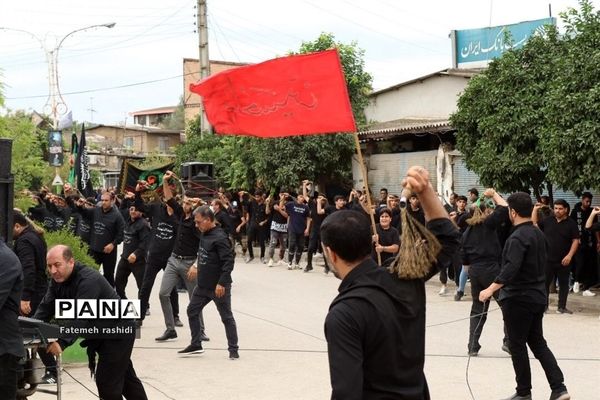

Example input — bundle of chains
[388,206,441,279]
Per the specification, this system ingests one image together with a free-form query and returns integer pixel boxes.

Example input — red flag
[189,49,356,137]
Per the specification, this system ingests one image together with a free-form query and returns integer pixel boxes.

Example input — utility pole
[197,0,210,136]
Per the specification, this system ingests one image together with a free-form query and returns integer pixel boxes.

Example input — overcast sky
[0,0,590,125]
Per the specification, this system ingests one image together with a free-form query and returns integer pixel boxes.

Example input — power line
[5,72,198,100]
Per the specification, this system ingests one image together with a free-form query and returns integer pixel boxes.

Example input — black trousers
[306,231,329,270]
[468,264,506,352]
[115,257,146,300]
[574,246,598,288]
[0,354,19,400]
[187,286,238,351]
[501,299,566,396]
[288,232,305,264]
[546,263,570,309]
[92,249,118,287]
[94,336,147,400]
[139,261,178,320]
[247,223,267,259]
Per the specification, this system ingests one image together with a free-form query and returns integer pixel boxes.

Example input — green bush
[13,195,36,213]
[44,228,99,270]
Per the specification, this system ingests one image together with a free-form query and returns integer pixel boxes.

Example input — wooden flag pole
[353,132,382,266]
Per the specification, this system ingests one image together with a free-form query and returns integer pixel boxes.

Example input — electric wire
[210,17,242,63]
[4,72,198,100]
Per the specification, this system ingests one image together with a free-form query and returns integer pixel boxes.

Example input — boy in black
[245,191,268,263]
[285,194,311,270]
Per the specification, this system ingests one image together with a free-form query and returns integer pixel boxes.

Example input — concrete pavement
[38,254,600,400]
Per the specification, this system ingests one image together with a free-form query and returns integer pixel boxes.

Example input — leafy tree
[0,110,49,192]
[451,23,566,199]
[176,33,373,192]
[161,96,185,131]
[542,0,600,192]
[452,0,600,196]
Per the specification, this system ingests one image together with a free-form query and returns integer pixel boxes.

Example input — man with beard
[34,245,147,400]
[570,192,597,296]
[322,166,459,399]
[155,170,208,342]
[480,193,570,400]
[533,199,579,314]
[76,192,125,287]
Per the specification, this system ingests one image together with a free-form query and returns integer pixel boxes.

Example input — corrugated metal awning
[358,118,453,142]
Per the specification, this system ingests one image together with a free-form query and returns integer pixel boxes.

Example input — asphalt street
[37,253,600,400]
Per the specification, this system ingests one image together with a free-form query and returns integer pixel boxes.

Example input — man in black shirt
[114,204,150,302]
[480,192,570,400]
[134,182,180,325]
[156,171,207,342]
[13,211,48,316]
[570,193,597,294]
[322,166,459,400]
[0,240,24,399]
[533,199,580,314]
[245,191,268,263]
[178,206,238,359]
[34,245,147,400]
[77,192,125,287]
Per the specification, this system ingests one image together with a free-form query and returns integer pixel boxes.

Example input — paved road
[39,255,599,400]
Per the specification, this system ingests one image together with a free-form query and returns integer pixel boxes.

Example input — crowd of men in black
[2,166,596,400]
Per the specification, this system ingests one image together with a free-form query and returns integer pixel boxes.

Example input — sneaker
[245,256,254,263]
[556,308,573,314]
[304,265,313,273]
[267,258,274,267]
[155,329,177,342]
[454,291,464,301]
[174,316,184,327]
[229,350,240,360]
[178,344,204,355]
[287,263,293,270]
[293,263,300,270]
[549,390,570,400]
[145,308,151,316]
[501,343,511,355]
[573,282,580,293]
[438,285,447,296]
[501,394,532,400]
[39,371,57,384]
[199,333,210,342]
[583,289,596,297]
[260,257,266,264]
[314,252,323,259]
[468,350,479,357]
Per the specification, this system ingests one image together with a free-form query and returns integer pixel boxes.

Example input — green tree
[0,110,49,192]
[177,33,373,192]
[161,96,185,131]
[542,0,600,192]
[450,25,564,199]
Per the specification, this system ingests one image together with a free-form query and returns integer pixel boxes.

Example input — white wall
[365,75,470,122]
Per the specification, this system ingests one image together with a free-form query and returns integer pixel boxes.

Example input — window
[158,137,169,153]
[124,137,134,149]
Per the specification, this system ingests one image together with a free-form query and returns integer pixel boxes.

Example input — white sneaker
[573,282,580,293]
[267,258,274,267]
[293,263,300,270]
[439,285,447,295]
[583,289,596,297]
[287,263,293,270]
